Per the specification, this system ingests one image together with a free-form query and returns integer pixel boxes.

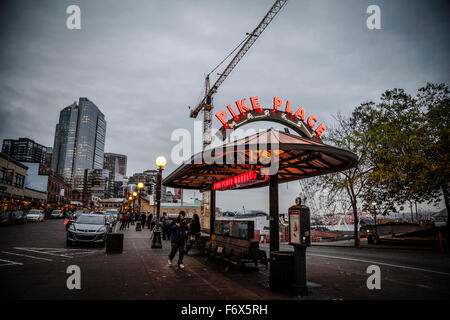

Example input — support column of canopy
[269,174,279,254]
[210,189,216,235]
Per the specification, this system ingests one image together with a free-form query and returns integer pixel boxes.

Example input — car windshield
[76,215,104,225]
[28,210,40,214]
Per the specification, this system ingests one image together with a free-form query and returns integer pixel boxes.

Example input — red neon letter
[293,107,305,121]
[250,96,262,112]
[215,110,229,128]
[285,100,292,115]
[307,115,318,129]
[226,104,239,120]
[315,123,326,138]
[273,97,283,112]
[235,98,250,116]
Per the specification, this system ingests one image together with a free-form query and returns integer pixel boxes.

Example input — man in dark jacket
[168,211,188,269]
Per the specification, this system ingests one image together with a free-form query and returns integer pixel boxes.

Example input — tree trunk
[409,201,413,222]
[352,201,359,247]
[441,185,449,243]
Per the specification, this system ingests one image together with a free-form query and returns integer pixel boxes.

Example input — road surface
[0,219,449,299]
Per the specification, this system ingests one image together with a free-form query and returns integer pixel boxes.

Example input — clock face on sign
[295,197,301,205]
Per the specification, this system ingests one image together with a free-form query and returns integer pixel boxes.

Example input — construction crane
[190,0,288,149]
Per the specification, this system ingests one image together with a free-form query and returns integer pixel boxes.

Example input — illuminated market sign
[212,171,268,191]
[215,96,326,140]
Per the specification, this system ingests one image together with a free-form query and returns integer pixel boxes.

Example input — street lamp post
[132,191,137,214]
[152,155,166,249]
[137,182,144,214]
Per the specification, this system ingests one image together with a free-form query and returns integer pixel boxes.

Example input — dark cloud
[0,0,449,212]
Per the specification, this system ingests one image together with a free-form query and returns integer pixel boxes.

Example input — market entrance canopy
[163,129,358,191]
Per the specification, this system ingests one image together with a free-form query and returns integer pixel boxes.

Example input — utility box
[288,203,311,246]
[106,233,124,254]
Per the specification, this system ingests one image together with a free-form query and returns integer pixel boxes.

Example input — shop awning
[163,129,358,190]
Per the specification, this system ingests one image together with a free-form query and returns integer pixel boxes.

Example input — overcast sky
[0,0,449,213]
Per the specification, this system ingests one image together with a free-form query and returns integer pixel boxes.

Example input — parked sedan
[105,210,118,225]
[11,211,27,224]
[67,214,108,246]
[0,212,12,225]
[50,210,63,218]
[26,209,45,222]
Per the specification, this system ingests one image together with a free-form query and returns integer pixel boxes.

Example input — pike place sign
[215,96,326,141]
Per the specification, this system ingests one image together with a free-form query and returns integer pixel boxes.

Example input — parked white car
[27,209,45,222]
[50,209,63,218]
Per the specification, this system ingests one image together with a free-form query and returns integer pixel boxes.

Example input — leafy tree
[321,111,372,247]
[354,84,449,234]
[417,83,450,232]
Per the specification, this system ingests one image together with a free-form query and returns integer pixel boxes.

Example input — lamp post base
[151,227,163,249]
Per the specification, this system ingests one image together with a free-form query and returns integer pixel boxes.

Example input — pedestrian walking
[141,212,147,229]
[120,211,127,230]
[168,211,188,269]
[151,214,156,230]
[126,211,131,228]
[161,212,168,240]
[64,209,74,230]
[148,213,153,229]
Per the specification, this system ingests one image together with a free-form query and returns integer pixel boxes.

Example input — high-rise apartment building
[51,98,106,191]
[104,153,127,177]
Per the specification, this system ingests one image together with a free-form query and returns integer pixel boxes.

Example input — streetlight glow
[128,196,132,201]
[133,191,138,197]
[138,182,144,189]
[156,156,167,168]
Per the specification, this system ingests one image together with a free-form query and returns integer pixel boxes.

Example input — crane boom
[189,0,288,119]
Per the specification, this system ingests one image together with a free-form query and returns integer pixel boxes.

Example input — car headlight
[68,224,76,231]
[98,226,106,232]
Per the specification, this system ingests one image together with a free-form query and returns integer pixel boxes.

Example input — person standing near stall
[186,213,201,253]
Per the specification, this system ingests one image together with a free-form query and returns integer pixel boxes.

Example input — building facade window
[14,173,24,188]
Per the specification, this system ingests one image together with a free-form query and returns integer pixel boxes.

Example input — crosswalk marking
[1,251,53,261]
[0,258,24,267]
[13,247,74,258]
[0,247,100,268]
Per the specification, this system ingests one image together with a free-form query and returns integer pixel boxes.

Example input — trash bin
[106,233,124,254]
[269,251,295,294]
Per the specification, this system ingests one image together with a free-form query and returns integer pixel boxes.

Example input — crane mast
[190,0,288,150]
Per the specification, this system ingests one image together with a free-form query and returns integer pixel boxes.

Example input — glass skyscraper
[51,98,106,191]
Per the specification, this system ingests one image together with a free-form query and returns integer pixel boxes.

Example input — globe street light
[152,155,166,249]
